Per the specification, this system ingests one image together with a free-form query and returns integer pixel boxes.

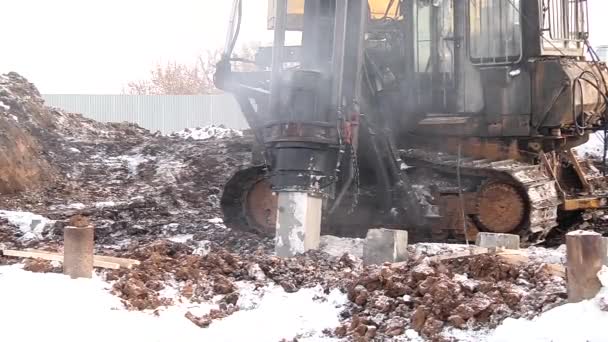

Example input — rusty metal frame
[562,197,604,211]
[540,151,566,196]
[565,149,593,194]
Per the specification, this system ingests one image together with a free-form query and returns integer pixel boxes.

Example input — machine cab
[258,0,594,138]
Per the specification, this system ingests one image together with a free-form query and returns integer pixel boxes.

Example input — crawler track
[402,149,561,244]
[222,150,564,244]
[220,165,275,236]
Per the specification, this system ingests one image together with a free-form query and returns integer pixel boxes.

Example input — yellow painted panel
[285,0,397,16]
[562,198,603,211]
[268,0,399,31]
[268,0,304,30]
[369,0,400,18]
[287,0,305,14]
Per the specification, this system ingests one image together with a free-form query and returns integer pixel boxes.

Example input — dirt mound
[250,251,360,293]
[22,259,61,273]
[0,72,156,202]
[0,72,268,254]
[0,73,60,193]
[108,241,245,310]
[337,254,567,340]
[106,240,357,329]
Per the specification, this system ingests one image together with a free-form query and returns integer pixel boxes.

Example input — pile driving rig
[215,0,608,247]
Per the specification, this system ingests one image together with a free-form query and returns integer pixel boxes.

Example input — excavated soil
[22,258,61,273]
[0,73,60,193]
[106,240,358,326]
[0,72,272,255]
[336,254,567,341]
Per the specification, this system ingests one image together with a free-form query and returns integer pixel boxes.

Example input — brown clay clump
[22,258,61,273]
[337,254,567,340]
[108,241,234,310]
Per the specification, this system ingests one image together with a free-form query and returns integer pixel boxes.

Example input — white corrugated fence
[42,94,249,134]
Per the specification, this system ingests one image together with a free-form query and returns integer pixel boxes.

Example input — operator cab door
[410,0,530,137]
[410,0,457,113]
[467,0,531,136]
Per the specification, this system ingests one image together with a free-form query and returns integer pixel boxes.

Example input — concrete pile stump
[566,230,604,303]
[363,228,408,265]
[475,232,520,250]
[63,215,95,279]
[275,192,322,257]
[604,237,608,266]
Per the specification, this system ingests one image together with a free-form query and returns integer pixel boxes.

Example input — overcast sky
[1,0,606,94]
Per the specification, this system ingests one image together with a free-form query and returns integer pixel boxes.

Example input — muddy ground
[0,73,589,341]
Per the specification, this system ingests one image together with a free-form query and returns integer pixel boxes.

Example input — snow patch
[0,266,346,342]
[319,235,365,259]
[162,223,181,232]
[157,280,182,302]
[410,243,473,258]
[568,229,602,236]
[119,154,150,176]
[0,265,203,342]
[199,284,346,341]
[403,329,424,341]
[68,203,87,210]
[490,273,608,342]
[526,245,567,264]
[0,210,53,240]
[106,154,152,177]
[171,125,243,141]
[575,131,605,159]
[0,101,10,111]
[192,241,211,256]
[168,234,194,243]
[246,263,266,282]
[49,203,87,211]
[207,217,224,225]
[599,266,608,287]
[95,201,118,209]
[442,328,491,342]
[410,243,567,265]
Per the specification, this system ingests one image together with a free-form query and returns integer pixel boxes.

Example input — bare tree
[126,46,257,95]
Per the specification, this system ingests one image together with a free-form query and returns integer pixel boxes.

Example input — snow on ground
[102,153,153,177]
[409,242,567,265]
[199,283,345,342]
[410,242,473,258]
[0,264,201,342]
[320,235,365,258]
[171,125,243,141]
[94,201,119,209]
[489,267,608,342]
[576,131,605,159]
[0,100,10,111]
[385,327,492,342]
[168,234,195,243]
[0,210,53,240]
[442,328,492,342]
[0,265,346,342]
[115,154,152,176]
[49,203,87,210]
[526,245,567,264]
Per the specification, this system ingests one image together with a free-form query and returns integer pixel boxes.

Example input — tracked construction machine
[215,0,608,252]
